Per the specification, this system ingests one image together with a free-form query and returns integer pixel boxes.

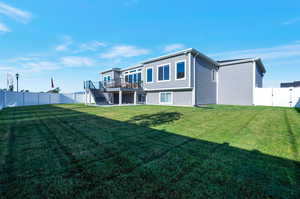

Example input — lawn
[0,104,299,198]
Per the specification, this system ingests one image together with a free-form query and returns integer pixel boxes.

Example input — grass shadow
[128,112,182,126]
[0,104,299,199]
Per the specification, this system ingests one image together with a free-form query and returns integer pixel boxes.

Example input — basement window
[160,92,172,104]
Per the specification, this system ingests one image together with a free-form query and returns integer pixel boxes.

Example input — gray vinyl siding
[194,56,217,105]
[173,90,193,105]
[146,92,159,105]
[143,54,191,90]
[102,71,113,81]
[218,62,254,106]
[255,64,263,88]
[145,90,193,106]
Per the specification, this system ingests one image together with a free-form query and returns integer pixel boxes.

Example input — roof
[100,48,219,74]
[120,64,143,72]
[100,49,267,74]
[217,58,266,73]
[141,48,219,66]
[100,68,121,74]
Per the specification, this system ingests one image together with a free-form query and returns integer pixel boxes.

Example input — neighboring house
[84,48,266,106]
[281,81,300,88]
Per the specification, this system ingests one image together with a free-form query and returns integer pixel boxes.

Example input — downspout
[193,52,200,106]
[216,65,220,105]
[252,61,256,106]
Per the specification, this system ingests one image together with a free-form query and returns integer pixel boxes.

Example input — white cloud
[0,66,14,71]
[210,43,300,61]
[60,56,95,67]
[76,41,106,53]
[24,61,61,72]
[282,17,300,25]
[0,2,32,23]
[100,45,150,59]
[163,44,186,53]
[0,22,10,32]
[55,36,73,52]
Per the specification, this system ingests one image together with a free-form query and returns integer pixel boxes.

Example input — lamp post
[15,73,19,92]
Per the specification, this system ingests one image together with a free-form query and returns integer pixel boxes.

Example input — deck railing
[84,79,143,90]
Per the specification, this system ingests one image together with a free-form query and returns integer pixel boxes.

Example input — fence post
[37,93,40,105]
[289,88,293,108]
[3,91,6,108]
[271,88,274,107]
[22,92,25,106]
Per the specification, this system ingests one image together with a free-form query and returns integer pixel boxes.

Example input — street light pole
[15,73,19,92]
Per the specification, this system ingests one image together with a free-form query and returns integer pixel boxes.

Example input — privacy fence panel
[24,92,39,106]
[0,92,4,109]
[272,88,292,107]
[0,91,85,109]
[6,92,24,107]
[39,93,51,105]
[60,93,76,104]
[255,88,300,108]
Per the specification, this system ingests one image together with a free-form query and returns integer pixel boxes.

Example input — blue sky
[0,0,300,92]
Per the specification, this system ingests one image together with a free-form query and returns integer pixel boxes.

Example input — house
[84,48,266,106]
[281,81,300,88]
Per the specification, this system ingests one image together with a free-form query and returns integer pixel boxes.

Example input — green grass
[0,104,300,198]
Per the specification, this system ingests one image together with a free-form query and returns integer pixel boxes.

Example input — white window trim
[159,92,173,105]
[175,60,187,80]
[157,63,171,82]
[145,67,154,83]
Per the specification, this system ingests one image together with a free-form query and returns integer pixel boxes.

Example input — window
[160,92,172,104]
[176,61,185,80]
[138,73,142,83]
[104,76,111,82]
[158,64,170,81]
[126,71,142,83]
[128,74,133,83]
[146,68,153,83]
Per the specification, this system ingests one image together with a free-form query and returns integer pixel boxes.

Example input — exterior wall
[146,92,159,105]
[143,54,191,90]
[255,63,263,88]
[114,71,121,83]
[218,62,254,106]
[145,90,193,106]
[194,56,218,105]
[102,71,113,80]
[173,90,193,105]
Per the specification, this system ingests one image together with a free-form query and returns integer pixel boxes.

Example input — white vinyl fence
[255,88,300,108]
[0,91,85,109]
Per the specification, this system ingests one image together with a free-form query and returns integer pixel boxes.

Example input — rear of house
[85,48,266,107]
